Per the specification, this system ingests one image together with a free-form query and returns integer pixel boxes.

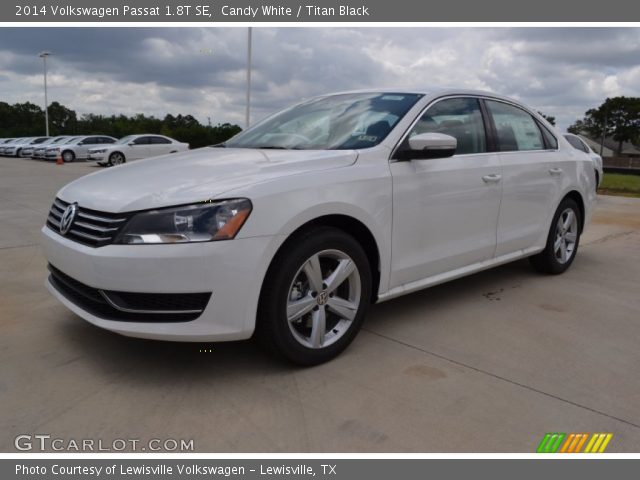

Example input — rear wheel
[529,197,581,274]
[108,152,125,166]
[257,227,372,365]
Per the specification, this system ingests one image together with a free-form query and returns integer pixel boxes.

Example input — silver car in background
[3,137,50,157]
[563,133,604,188]
[0,137,29,155]
[44,135,117,162]
[31,136,71,159]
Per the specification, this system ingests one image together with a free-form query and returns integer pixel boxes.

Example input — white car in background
[563,133,603,188]
[31,136,71,159]
[44,135,118,162]
[87,134,188,166]
[4,136,50,157]
[0,137,29,155]
[42,89,596,365]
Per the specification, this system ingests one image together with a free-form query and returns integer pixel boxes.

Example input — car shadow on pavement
[56,257,539,383]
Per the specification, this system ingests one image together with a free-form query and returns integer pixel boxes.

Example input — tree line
[0,101,242,149]
[568,96,640,154]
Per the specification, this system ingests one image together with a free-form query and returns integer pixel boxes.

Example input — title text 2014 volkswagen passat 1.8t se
[42,89,596,365]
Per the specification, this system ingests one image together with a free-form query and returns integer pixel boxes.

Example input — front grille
[48,264,211,323]
[46,198,129,247]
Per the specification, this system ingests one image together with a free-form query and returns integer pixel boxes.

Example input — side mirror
[397,133,457,160]
[128,142,136,146]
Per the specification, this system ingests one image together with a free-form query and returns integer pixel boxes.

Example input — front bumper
[86,153,105,161]
[42,226,281,342]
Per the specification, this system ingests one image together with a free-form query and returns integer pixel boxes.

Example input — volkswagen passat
[44,135,118,162]
[86,134,188,166]
[31,136,71,159]
[42,89,596,365]
[563,133,603,188]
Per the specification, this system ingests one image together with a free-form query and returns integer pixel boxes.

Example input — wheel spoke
[554,236,563,253]
[327,296,357,321]
[560,240,568,263]
[303,254,324,293]
[565,232,577,243]
[563,210,575,230]
[309,307,326,348]
[287,295,316,322]
[325,259,355,293]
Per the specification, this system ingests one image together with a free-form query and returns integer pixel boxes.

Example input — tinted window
[486,100,544,152]
[101,137,116,144]
[564,135,588,153]
[83,137,100,144]
[150,136,172,144]
[540,125,558,149]
[133,137,151,145]
[408,97,487,155]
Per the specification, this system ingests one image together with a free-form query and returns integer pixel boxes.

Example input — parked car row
[0,134,189,166]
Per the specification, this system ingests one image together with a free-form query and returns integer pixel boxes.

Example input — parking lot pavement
[1,157,639,452]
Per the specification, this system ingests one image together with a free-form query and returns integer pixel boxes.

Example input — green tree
[569,96,640,154]
[0,99,242,148]
[48,101,78,135]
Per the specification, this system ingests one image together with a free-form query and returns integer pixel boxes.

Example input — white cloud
[0,27,639,131]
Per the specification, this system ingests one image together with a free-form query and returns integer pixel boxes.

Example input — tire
[529,197,581,275]
[62,150,75,163]
[257,226,372,366]
[108,152,125,166]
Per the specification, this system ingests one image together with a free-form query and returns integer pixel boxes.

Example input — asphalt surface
[1,157,639,452]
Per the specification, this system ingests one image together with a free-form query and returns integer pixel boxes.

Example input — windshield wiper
[211,142,226,148]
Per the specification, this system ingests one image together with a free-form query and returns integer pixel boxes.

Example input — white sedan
[563,133,603,187]
[42,88,596,365]
[87,134,188,166]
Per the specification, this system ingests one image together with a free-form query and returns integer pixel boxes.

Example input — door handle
[482,174,502,183]
[549,167,563,175]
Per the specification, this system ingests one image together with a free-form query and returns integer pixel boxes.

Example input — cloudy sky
[0,27,639,130]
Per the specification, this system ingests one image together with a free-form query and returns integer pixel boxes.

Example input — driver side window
[409,97,487,155]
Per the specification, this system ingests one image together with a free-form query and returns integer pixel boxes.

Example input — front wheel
[529,197,581,274]
[257,227,372,365]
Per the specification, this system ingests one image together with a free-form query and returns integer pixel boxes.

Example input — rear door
[483,99,563,256]
[148,136,174,156]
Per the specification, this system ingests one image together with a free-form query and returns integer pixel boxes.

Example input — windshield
[116,135,137,145]
[51,137,68,144]
[225,92,423,150]
[64,137,81,144]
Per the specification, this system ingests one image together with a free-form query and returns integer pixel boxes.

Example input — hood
[58,147,358,212]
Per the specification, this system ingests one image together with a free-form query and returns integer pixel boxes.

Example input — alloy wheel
[286,249,361,349]
[554,208,578,264]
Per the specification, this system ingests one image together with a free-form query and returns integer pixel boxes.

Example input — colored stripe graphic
[538,433,613,453]
[584,433,613,453]
[537,433,566,453]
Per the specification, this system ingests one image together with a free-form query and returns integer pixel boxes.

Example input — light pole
[245,27,252,129]
[39,51,52,136]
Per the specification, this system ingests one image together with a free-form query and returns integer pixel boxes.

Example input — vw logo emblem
[59,203,78,235]
[316,291,329,306]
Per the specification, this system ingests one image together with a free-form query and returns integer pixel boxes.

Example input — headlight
[91,149,106,154]
[114,199,252,245]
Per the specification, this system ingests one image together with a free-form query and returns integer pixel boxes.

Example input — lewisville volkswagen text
[42,89,596,365]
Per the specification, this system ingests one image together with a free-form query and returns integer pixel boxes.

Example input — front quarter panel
[220,148,394,297]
